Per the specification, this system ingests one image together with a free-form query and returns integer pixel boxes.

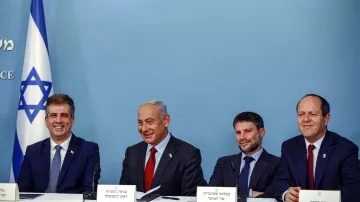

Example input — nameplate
[0,183,19,201]
[97,185,136,202]
[299,190,341,202]
[197,186,237,202]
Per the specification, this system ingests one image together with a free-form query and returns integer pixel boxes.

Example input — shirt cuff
[282,190,288,201]
[249,189,252,197]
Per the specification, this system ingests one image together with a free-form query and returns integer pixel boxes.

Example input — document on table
[136,185,161,199]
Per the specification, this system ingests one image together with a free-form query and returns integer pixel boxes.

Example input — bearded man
[208,111,280,199]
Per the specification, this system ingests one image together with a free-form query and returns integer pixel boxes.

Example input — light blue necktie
[47,145,62,193]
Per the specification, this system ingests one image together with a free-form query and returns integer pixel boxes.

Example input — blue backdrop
[1,0,359,184]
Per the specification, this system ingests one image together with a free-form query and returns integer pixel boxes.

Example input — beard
[238,135,261,154]
[238,142,260,154]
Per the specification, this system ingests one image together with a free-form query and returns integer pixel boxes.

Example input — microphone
[83,162,100,201]
[230,160,237,190]
[231,160,247,202]
[92,162,100,192]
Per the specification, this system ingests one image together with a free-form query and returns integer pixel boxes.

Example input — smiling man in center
[119,100,204,196]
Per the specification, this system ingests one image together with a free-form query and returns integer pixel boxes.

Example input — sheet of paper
[136,185,161,199]
[247,198,277,202]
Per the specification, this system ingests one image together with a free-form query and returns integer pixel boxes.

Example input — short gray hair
[143,100,168,120]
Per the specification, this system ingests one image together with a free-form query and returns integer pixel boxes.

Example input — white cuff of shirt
[249,189,252,197]
[282,190,288,201]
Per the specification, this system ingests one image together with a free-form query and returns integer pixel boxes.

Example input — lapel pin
[70,150,74,155]
[169,153,172,158]
[322,154,326,158]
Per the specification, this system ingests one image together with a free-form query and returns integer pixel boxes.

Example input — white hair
[143,100,168,120]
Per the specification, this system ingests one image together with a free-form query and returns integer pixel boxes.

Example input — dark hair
[46,94,75,117]
[296,94,330,116]
[232,112,264,129]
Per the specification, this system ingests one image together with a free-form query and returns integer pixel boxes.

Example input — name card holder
[197,186,237,202]
[299,190,341,202]
[0,183,19,201]
[97,185,136,202]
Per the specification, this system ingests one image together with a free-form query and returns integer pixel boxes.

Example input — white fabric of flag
[10,0,53,182]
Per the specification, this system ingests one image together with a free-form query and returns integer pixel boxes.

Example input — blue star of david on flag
[11,0,54,183]
[18,67,52,123]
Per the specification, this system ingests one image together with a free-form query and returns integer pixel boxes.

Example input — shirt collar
[146,132,171,155]
[242,147,263,162]
[304,133,325,150]
[50,133,72,151]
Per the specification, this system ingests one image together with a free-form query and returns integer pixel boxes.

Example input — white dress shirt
[50,134,72,169]
[144,133,171,173]
[304,135,325,176]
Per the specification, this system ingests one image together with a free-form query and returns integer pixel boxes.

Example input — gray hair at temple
[143,100,168,120]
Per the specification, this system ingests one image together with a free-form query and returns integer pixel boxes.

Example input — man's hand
[252,190,264,198]
[285,187,301,202]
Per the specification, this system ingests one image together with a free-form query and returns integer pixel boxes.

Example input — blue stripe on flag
[12,131,24,182]
[30,0,49,51]
[10,0,53,183]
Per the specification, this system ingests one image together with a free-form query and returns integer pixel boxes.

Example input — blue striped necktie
[47,145,62,193]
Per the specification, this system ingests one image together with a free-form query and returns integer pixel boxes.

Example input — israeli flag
[10,0,53,182]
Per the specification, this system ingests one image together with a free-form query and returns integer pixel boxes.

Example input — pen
[161,196,180,200]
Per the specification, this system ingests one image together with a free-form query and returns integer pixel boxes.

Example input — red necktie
[307,144,316,190]
[144,147,157,192]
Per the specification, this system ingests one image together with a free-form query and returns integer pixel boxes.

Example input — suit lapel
[137,142,147,192]
[41,139,51,191]
[151,136,176,188]
[314,131,335,189]
[295,137,308,188]
[249,149,269,188]
[57,135,78,188]
[234,153,242,186]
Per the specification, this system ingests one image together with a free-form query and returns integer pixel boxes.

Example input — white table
[18,193,276,202]
[19,193,89,202]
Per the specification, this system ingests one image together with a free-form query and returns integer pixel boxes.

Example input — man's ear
[324,113,330,126]
[259,128,265,138]
[163,114,170,127]
[45,116,49,128]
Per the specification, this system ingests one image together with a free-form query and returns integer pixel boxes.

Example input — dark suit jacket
[18,135,100,193]
[208,149,280,198]
[274,131,360,202]
[119,135,204,196]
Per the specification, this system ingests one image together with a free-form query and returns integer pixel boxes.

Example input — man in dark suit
[209,112,279,198]
[274,94,360,202]
[18,94,100,193]
[119,100,204,196]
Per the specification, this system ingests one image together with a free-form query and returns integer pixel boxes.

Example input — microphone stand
[231,160,247,202]
[83,162,100,201]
